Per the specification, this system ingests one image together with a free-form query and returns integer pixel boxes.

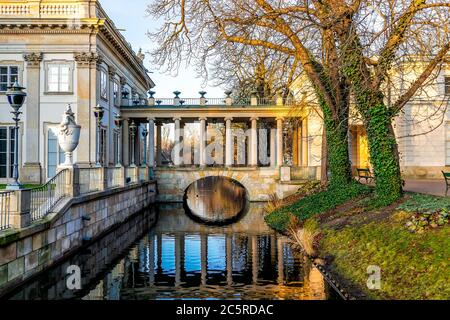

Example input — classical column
[74,52,96,166]
[183,122,192,166]
[122,118,130,166]
[225,117,233,167]
[108,66,117,166]
[173,117,182,166]
[23,52,43,183]
[148,118,156,167]
[270,126,277,167]
[156,122,162,166]
[301,118,309,166]
[276,117,284,166]
[199,117,207,166]
[250,117,259,166]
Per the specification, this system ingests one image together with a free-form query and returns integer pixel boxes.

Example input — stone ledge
[0,180,156,248]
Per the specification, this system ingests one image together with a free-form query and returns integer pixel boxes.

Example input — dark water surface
[5,203,335,300]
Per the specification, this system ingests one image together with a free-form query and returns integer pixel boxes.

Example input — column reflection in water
[6,203,332,301]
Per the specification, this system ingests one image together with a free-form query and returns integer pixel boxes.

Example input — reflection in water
[185,176,247,223]
[5,203,334,300]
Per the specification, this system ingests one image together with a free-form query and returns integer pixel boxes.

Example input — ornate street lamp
[129,120,137,167]
[114,114,123,167]
[93,105,104,167]
[5,81,27,190]
[142,127,148,166]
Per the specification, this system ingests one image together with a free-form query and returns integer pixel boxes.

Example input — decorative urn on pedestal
[57,104,81,168]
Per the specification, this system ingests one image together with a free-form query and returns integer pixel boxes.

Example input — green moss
[321,220,450,300]
[265,182,371,232]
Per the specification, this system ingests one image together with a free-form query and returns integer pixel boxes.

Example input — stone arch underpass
[154,167,303,202]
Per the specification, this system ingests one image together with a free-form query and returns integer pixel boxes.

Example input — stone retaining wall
[0,181,156,295]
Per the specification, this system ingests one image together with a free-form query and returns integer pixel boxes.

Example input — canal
[3,177,337,300]
[4,203,337,300]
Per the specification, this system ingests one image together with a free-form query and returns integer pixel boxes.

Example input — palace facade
[0,0,154,184]
[290,63,450,180]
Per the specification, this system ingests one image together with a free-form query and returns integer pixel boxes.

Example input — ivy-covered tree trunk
[363,101,403,204]
[321,101,353,188]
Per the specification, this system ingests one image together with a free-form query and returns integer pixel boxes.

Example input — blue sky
[101,0,225,98]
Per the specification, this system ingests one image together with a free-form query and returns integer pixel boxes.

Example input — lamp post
[129,120,137,167]
[93,105,104,167]
[114,114,123,167]
[5,81,27,190]
[142,127,148,166]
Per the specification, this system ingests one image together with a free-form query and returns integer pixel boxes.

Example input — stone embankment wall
[0,181,156,295]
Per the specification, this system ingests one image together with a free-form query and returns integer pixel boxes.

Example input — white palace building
[0,0,154,184]
[0,0,449,187]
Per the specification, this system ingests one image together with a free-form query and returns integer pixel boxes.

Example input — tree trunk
[321,101,353,188]
[364,101,403,204]
[320,128,329,185]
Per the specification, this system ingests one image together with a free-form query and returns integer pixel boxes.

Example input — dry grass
[289,219,321,257]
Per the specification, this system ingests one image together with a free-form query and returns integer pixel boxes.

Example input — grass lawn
[265,187,450,300]
[265,181,371,232]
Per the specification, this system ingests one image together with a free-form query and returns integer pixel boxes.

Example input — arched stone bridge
[154,167,307,202]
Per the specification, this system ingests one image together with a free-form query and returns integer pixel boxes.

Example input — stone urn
[57,104,81,167]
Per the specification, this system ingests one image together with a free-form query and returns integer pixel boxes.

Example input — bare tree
[147,0,353,188]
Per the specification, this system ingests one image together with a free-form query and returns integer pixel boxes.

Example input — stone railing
[0,191,13,231]
[0,165,153,233]
[0,1,88,18]
[140,95,297,108]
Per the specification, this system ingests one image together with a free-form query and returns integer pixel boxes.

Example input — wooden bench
[442,171,450,196]
[357,168,374,183]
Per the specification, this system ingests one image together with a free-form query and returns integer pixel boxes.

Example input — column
[250,117,258,166]
[74,52,96,166]
[293,126,299,166]
[156,122,162,167]
[276,117,284,166]
[173,117,182,166]
[270,125,277,167]
[122,118,130,166]
[148,118,156,167]
[183,122,192,166]
[301,118,309,166]
[199,117,207,167]
[23,53,43,183]
[225,117,233,167]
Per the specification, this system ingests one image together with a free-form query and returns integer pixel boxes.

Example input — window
[100,71,108,100]
[47,130,65,178]
[46,63,72,93]
[100,128,107,165]
[445,76,450,96]
[113,82,119,105]
[0,66,19,92]
[113,131,119,164]
[0,127,17,179]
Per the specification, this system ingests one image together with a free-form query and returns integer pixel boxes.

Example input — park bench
[442,171,450,196]
[357,168,374,184]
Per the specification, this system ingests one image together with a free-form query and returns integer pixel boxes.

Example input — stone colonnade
[119,116,309,168]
